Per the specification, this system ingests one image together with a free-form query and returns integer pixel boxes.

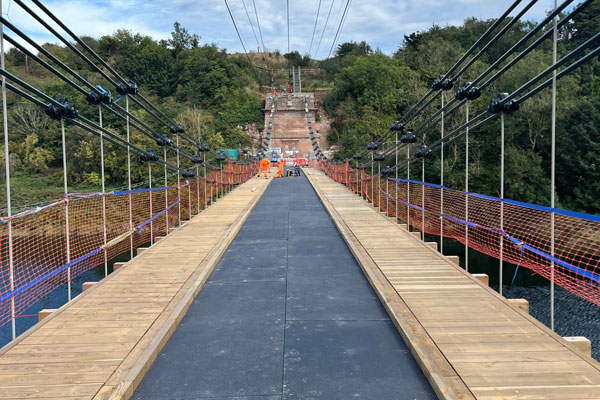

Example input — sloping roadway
[134,170,435,399]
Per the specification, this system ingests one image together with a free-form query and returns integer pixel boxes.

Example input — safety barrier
[0,161,258,327]
[311,159,600,306]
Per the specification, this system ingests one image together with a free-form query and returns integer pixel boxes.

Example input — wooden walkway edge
[0,177,271,400]
[305,168,600,400]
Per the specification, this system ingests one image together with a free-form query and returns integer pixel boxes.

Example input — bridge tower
[260,93,321,158]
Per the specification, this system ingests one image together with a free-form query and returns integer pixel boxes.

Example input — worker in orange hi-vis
[274,159,284,178]
[258,157,271,178]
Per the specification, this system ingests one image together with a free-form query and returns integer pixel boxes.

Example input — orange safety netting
[311,159,600,306]
[0,161,258,327]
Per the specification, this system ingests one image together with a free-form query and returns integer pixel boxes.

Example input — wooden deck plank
[305,169,600,400]
[0,177,271,400]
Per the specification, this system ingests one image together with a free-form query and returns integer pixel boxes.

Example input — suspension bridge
[0,0,599,399]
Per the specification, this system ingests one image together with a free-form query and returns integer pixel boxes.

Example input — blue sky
[4,0,559,59]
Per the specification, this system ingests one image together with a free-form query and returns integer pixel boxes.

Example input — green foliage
[323,53,416,160]
[325,54,413,115]
[322,7,599,215]
[284,51,311,67]
[336,41,372,58]
[569,1,600,47]
[555,97,600,212]
[168,22,199,53]
[19,134,54,172]
[2,22,263,209]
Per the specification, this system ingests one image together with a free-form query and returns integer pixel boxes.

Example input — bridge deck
[0,177,271,399]
[133,171,435,399]
[305,168,600,400]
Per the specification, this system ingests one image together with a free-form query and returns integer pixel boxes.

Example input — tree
[324,54,413,115]
[169,22,199,53]
[335,41,372,58]
[116,35,179,97]
[6,48,26,67]
[176,107,223,150]
[19,134,54,172]
[569,1,600,47]
[284,51,310,67]
[555,97,600,213]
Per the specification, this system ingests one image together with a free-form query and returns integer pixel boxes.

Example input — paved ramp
[134,172,435,399]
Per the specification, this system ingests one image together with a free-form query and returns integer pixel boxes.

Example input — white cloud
[2,0,560,58]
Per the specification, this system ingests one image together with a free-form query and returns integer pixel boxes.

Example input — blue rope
[507,243,525,297]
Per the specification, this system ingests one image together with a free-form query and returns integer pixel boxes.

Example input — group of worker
[258,157,284,179]
[272,83,294,96]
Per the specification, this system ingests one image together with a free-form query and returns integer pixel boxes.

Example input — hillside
[318,6,600,214]
[1,3,599,215]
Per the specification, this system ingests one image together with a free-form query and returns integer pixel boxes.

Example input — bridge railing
[310,159,600,307]
[0,161,258,329]
[0,0,265,344]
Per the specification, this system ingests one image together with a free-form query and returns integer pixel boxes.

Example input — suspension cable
[390,46,600,172]
[309,0,322,57]
[1,24,202,162]
[224,0,256,70]
[13,0,118,87]
[3,80,182,173]
[315,0,336,59]
[241,0,261,52]
[391,0,541,147]
[252,0,267,53]
[326,0,351,59]
[368,0,584,165]
[8,3,205,156]
[20,0,218,153]
[362,0,532,155]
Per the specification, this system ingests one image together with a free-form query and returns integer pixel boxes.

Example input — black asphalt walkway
[134,172,435,399]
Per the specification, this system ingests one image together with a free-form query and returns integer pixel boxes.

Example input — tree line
[1,4,598,215]
[1,23,263,209]
[320,3,599,214]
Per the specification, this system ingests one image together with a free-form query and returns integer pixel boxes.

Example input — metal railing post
[61,119,72,301]
[550,0,558,331]
[149,163,153,245]
[465,101,470,272]
[385,177,389,216]
[176,135,181,227]
[440,92,444,254]
[99,105,108,277]
[203,153,208,207]
[371,153,374,202]
[196,165,200,214]
[216,164,220,201]
[1,8,16,338]
[164,147,169,236]
[395,130,398,222]
[407,146,410,231]
[422,156,425,241]
[126,96,133,258]
[356,161,359,195]
[378,163,381,210]
[500,113,505,296]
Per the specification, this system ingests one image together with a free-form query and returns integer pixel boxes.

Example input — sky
[4,0,560,59]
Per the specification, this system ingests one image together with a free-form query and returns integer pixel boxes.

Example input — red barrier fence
[0,161,258,327]
[310,159,600,306]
